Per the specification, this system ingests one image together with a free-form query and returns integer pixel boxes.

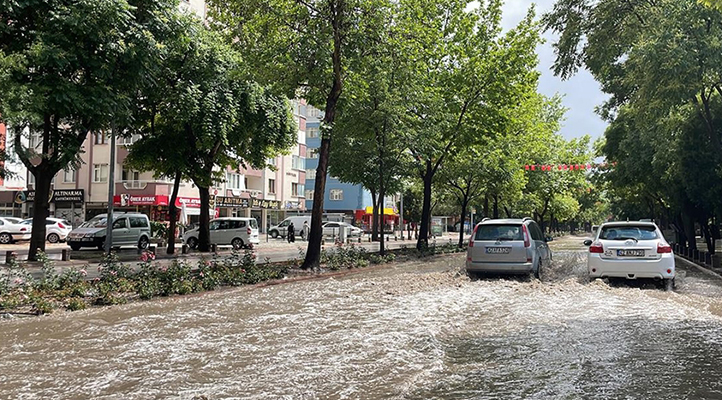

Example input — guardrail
[673,244,721,269]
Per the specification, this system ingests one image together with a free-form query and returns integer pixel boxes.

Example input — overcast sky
[500,0,610,141]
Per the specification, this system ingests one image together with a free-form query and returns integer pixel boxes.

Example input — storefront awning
[363,206,397,216]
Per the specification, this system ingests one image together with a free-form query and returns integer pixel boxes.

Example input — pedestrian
[302,220,310,241]
[288,222,295,243]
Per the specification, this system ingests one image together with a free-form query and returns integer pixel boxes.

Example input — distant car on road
[322,221,363,238]
[183,217,259,250]
[21,217,72,243]
[67,213,151,251]
[584,221,675,290]
[0,217,32,244]
[465,218,552,279]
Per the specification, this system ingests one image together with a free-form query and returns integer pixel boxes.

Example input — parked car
[268,215,312,239]
[584,221,675,290]
[322,221,363,238]
[465,218,552,279]
[21,217,72,243]
[0,217,32,244]
[66,213,151,251]
[183,217,259,249]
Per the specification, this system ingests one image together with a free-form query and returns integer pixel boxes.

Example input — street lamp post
[105,125,117,254]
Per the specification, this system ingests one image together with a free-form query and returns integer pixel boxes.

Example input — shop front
[112,194,213,224]
[215,196,283,233]
[354,206,399,233]
[19,189,85,227]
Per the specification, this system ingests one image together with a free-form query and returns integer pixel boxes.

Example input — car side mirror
[583,239,592,246]
[545,236,553,242]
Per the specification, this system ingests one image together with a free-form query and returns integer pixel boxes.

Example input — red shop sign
[114,194,169,206]
[175,197,201,208]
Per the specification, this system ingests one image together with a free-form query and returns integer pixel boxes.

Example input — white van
[268,215,312,239]
[183,217,259,249]
[66,213,151,251]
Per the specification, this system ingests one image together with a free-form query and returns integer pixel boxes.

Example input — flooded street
[2,250,722,399]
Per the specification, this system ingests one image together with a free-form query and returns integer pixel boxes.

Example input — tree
[127,25,297,252]
[210,0,393,269]
[0,0,175,260]
[329,13,412,252]
[400,0,541,250]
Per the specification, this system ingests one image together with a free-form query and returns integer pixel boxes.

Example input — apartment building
[0,124,28,218]
[304,105,374,220]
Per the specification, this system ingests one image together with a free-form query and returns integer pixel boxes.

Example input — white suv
[585,221,675,290]
[183,217,259,249]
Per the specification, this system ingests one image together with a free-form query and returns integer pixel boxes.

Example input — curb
[675,255,722,281]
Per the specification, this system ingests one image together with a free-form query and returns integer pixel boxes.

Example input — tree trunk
[701,217,714,253]
[417,162,433,251]
[483,195,489,218]
[504,206,512,218]
[371,189,378,242]
[27,169,52,261]
[493,195,499,219]
[197,186,211,252]
[458,199,468,248]
[166,171,182,254]
[300,0,344,270]
[379,186,385,256]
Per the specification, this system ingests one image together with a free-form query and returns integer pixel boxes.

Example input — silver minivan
[183,217,260,249]
[66,213,151,251]
[465,218,552,279]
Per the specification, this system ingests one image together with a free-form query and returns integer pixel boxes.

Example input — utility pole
[105,125,117,254]
[399,190,403,239]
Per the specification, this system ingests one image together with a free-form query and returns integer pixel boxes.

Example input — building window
[226,172,244,190]
[29,131,43,149]
[305,190,314,200]
[268,157,277,167]
[63,169,76,183]
[121,167,141,187]
[93,132,107,145]
[292,155,305,170]
[306,169,316,180]
[307,148,318,159]
[120,134,141,146]
[268,179,276,194]
[306,127,319,139]
[93,164,109,183]
[292,183,305,197]
[330,189,343,201]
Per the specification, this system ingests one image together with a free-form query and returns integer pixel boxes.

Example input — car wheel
[270,230,278,239]
[70,244,81,251]
[534,260,542,280]
[664,278,675,292]
[0,233,11,244]
[187,237,198,249]
[138,236,150,250]
[47,233,60,243]
[232,237,244,250]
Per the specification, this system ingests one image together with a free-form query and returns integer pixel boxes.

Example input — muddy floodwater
[2,251,722,399]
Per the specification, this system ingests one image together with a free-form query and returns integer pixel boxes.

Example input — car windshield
[80,216,108,228]
[475,224,523,241]
[599,225,658,240]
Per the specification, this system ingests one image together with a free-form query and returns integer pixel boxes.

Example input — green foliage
[150,221,168,239]
[0,0,179,260]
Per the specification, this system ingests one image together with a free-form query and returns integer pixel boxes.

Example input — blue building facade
[304,120,373,215]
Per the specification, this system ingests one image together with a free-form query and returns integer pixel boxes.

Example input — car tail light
[247,227,252,235]
[469,224,479,247]
[522,225,531,248]
[657,243,672,254]
[58,222,66,229]
[589,243,604,253]
[667,269,672,274]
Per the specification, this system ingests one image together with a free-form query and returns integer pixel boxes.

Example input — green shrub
[66,297,87,311]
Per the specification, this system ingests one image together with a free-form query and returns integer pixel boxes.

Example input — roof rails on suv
[481,218,490,222]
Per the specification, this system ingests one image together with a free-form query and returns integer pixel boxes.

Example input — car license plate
[486,247,511,254]
[617,249,644,257]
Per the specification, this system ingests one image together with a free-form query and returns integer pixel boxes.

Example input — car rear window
[249,219,258,229]
[475,224,523,241]
[599,225,658,240]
